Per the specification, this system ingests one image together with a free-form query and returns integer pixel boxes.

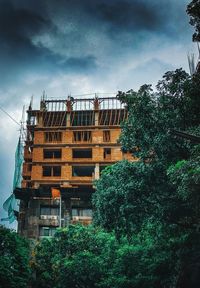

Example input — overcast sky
[0,0,197,227]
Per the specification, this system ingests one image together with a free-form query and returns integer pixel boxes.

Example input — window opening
[44,132,62,143]
[72,149,92,158]
[103,131,110,142]
[39,226,57,237]
[100,165,108,174]
[72,208,92,217]
[43,149,62,159]
[70,111,95,126]
[40,206,59,216]
[73,131,92,142]
[72,166,94,177]
[43,111,66,127]
[27,164,32,172]
[43,166,61,177]
[104,148,111,160]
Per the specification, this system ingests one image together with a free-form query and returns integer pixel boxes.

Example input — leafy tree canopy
[92,67,200,287]
[117,69,197,165]
[0,225,30,288]
[187,0,200,41]
[32,224,184,288]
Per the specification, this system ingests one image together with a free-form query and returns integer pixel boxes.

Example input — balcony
[71,216,92,225]
[39,216,59,227]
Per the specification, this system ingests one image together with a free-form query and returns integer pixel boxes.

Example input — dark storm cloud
[0,0,50,63]
[91,1,161,31]
[0,1,47,45]
[0,0,48,89]
[0,0,192,106]
[86,0,191,41]
[0,0,97,90]
[0,0,190,57]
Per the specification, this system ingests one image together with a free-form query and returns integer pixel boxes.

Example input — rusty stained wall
[18,196,92,240]
[18,198,61,239]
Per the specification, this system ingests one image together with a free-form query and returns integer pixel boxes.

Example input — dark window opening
[43,149,62,159]
[72,166,94,177]
[73,131,92,142]
[43,112,66,127]
[44,132,62,142]
[100,165,108,173]
[99,109,127,126]
[40,206,59,216]
[104,148,111,160]
[39,226,57,237]
[27,164,32,172]
[72,208,92,217]
[26,182,32,188]
[43,166,51,176]
[70,111,95,126]
[72,149,92,158]
[43,166,61,177]
[53,166,61,176]
[103,131,110,142]
[23,176,31,180]
[70,197,91,207]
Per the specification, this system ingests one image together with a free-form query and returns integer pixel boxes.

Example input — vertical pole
[59,194,62,228]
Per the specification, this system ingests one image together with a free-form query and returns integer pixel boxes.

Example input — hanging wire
[0,106,21,126]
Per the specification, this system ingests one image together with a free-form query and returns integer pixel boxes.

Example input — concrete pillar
[94,163,100,180]
[95,112,99,126]
[66,112,71,127]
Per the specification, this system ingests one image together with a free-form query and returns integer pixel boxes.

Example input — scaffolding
[2,107,25,224]
[31,96,127,128]
[2,138,24,223]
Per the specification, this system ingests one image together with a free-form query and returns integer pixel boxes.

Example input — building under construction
[12,95,136,239]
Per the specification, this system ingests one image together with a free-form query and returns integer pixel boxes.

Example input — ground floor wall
[18,193,92,240]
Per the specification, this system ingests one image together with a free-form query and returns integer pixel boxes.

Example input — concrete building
[14,96,136,239]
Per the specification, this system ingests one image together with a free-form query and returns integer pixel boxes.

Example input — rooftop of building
[28,94,125,113]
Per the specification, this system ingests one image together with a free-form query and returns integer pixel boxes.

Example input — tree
[187,0,200,41]
[93,69,196,237]
[93,160,172,238]
[117,69,191,165]
[32,224,183,288]
[0,225,30,288]
[92,68,200,287]
[167,145,200,230]
[32,225,118,288]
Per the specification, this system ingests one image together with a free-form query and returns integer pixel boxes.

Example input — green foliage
[0,225,30,288]
[167,145,200,229]
[32,224,185,288]
[32,225,118,288]
[93,160,172,238]
[117,69,192,165]
[187,0,200,41]
[92,67,200,286]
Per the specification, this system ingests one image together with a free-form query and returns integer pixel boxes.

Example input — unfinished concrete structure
[14,95,136,239]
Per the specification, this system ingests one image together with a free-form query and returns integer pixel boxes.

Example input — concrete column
[66,112,71,127]
[94,163,100,180]
[95,112,99,126]
[38,114,42,127]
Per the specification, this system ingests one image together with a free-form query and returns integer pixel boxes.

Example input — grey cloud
[63,56,97,71]
[92,1,161,31]
[0,1,49,55]
[0,0,192,81]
